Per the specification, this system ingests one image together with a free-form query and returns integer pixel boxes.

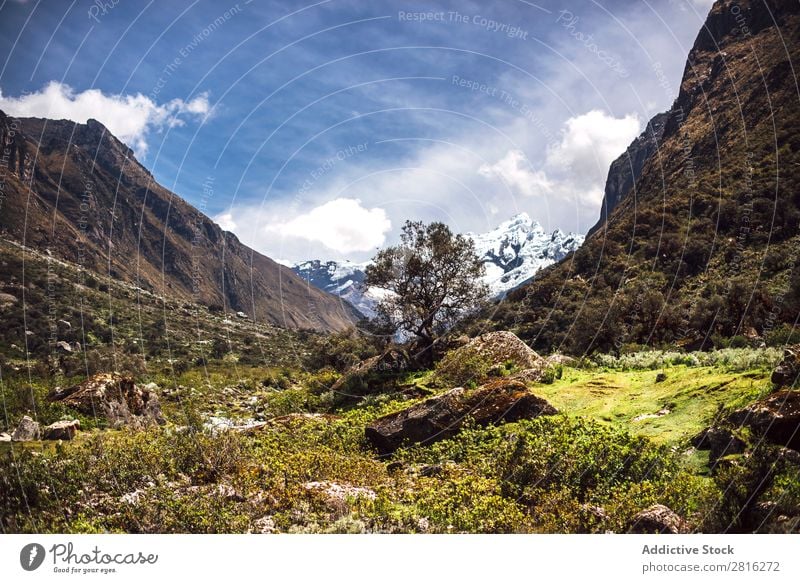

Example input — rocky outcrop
[365,379,557,454]
[691,427,746,462]
[11,415,40,441]
[729,390,800,451]
[436,331,547,385]
[626,504,689,534]
[772,345,800,389]
[42,419,81,440]
[47,373,165,428]
[589,111,669,236]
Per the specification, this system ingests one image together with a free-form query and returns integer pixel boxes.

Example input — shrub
[434,348,493,387]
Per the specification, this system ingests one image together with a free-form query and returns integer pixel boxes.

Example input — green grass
[530,365,772,444]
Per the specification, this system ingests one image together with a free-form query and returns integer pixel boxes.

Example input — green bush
[434,348,493,387]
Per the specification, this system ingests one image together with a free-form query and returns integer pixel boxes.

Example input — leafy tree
[365,220,488,365]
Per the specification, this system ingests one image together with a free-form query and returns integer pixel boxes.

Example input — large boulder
[365,379,557,454]
[47,373,165,428]
[729,390,800,451]
[42,419,81,440]
[626,504,689,534]
[436,331,547,385]
[691,427,747,462]
[772,345,800,389]
[11,415,40,441]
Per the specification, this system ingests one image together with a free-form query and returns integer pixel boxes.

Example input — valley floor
[2,348,797,534]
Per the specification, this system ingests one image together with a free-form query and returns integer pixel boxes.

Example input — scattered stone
[743,326,760,340]
[633,408,671,422]
[236,311,248,319]
[729,390,800,451]
[771,345,800,389]
[365,379,557,454]
[386,461,405,473]
[626,504,689,534]
[303,481,376,513]
[47,372,165,429]
[655,372,668,383]
[11,415,41,441]
[252,516,277,534]
[691,427,746,462]
[42,419,81,440]
[581,504,609,521]
[56,340,73,353]
[267,413,339,426]
[213,483,245,502]
[0,432,11,442]
[0,292,17,309]
[417,464,444,477]
[120,489,146,505]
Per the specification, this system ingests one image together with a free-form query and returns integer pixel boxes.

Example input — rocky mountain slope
[587,111,669,236]
[0,111,360,331]
[292,214,583,316]
[482,0,800,354]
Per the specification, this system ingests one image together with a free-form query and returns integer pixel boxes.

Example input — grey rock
[366,379,557,454]
[48,372,165,428]
[771,345,800,389]
[626,504,689,534]
[42,419,81,440]
[11,415,41,441]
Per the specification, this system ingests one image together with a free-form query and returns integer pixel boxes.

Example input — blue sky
[0,0,713,262]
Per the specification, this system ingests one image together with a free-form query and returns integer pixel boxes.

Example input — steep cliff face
[588,111,669,236]
[0,111,360,331]
[486,0,800,354]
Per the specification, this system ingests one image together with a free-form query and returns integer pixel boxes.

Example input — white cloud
[479,150,553,198]
[214,212,237,231]
[0,81,212,157]
[547,110,641,176]
[266,198,391,254]
[479,110,640,207]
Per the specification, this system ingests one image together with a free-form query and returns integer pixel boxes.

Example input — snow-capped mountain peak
[291,215,584,316]
[467,215,584,298]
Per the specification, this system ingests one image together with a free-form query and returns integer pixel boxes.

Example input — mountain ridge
[0,110,361,332]
[481,0,800,354]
